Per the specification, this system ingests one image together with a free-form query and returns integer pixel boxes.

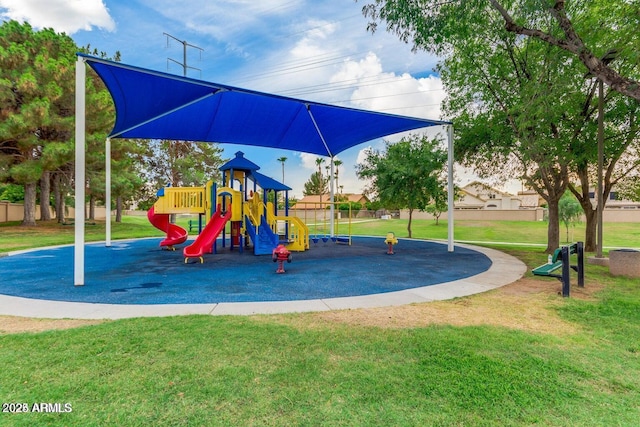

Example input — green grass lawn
[2,216,639,254]
[0,275,639,426]
[1,217,639,425]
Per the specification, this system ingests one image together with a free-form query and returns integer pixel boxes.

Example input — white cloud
[356,146,373,165]
[137,0,303,46]
[282,50,448,196]
[333,53,446,120]
[299,152,322,171]
[0,0,115,34]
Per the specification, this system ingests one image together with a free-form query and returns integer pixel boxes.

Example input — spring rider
[384,232,398,255]
[272,244,292,273]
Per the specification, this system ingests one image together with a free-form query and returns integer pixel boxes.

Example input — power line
[227,51,363,85]
[373,103,443,112]
[329,88,445,105]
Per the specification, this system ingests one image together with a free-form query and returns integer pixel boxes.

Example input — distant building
[455,182,521,210]
[588,189,640,210]
[517,189,545,209]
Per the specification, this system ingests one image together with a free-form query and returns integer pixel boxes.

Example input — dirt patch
[0,316,105,335]
[265,277,604,336]
[0,278,603,336]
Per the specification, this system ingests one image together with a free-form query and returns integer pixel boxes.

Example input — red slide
[183,204,232,263]
[147,206,188,248]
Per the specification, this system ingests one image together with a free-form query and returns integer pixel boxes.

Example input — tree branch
[488,0,640,101]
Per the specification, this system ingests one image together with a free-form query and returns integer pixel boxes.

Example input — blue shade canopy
[81,54,449,157]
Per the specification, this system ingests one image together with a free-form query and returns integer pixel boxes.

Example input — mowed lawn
[3,215,640,253]
[1,217,639,426]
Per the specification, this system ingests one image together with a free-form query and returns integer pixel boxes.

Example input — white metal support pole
[305,104,335,236]
[329,157,335,237]
[447,125,455,252]
[74,57,86,286]
[105,137,111,247]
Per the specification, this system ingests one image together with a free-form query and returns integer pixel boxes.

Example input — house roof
[462,181,515,200]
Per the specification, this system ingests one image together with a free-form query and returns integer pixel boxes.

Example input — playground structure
[148,151,315,262]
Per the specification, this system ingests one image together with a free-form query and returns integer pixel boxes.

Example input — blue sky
[0,0,457,198]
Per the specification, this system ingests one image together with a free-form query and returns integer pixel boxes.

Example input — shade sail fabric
[80,54,449,157]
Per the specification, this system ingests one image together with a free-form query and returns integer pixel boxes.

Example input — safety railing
[266,202,309,251]
[154,186,206,214]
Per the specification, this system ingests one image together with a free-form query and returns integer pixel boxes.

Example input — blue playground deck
[0,236,492,305]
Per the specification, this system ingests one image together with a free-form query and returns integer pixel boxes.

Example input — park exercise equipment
[532,242,584,297]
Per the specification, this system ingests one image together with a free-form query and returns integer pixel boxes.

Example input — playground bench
[188,219,198,232]
[532,242,584,297]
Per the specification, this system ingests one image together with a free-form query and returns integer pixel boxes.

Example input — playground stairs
[244,215,279,255]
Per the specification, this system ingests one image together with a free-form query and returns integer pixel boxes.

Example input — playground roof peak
[220,151,260,172]
[79,54,450,157]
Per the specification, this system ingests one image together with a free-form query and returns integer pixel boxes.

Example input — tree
[276,156,287,208]
[618,176,640,202]
[0,22,119,226]
[314,157,327,203]
[567,89,640,251]
[425,188,448,225]
[277,156,287,183]
[362,1,640,101]
[303,171,328,196]
[0,21,78,225]
[360,0,640,253]
[558,192,582,243]
[0,183,24,202]
[487,0,640,101]
[333,159,343,194]
[356,133,447,238]
[377,2,574,251]
[137,139,225,199]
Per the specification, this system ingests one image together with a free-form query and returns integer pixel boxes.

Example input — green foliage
[363,200,383,213]
[303,171,328,196]
[361,0,640,253]
[135,139,225,210]
[336,201,362,215]
[0,20,119,224]
[356,133,447,236]
[425,189,447,225]
[558,192,582,243]
[138,139,224,188]
[363,1,640,100]
[0,21,78,188]
[0,183,24,202]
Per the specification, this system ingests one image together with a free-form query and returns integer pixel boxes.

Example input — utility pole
[163,32,203,77]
